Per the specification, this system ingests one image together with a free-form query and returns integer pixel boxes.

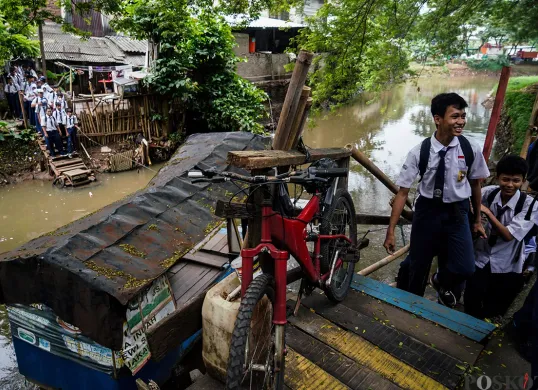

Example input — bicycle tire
[225,273,285,390]
[320,188,357,302]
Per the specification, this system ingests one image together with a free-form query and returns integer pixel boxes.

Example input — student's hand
[383,231,396,255]
[473,221,487,239]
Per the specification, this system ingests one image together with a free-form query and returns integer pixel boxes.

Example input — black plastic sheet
[0,132,269,349]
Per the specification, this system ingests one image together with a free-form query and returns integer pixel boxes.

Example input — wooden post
[483,66,511,163]
[348,145,414,210]
[520,92,538,159]
[358,244,410,276]
[18,92,27,129]
[284,87,311,150]
[69,67,74,102]
[272,51,314,150]
[289,97,313,149]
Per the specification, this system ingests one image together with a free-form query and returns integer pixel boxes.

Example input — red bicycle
[190,159,362,389]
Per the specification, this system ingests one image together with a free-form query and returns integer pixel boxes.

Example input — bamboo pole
[520,92,538,159]
[289,97,313,150]
[347,145,414,210]
[18,93,27,129]
[358,244,410,276]
[272,50,314,150]
[483,66,511,163]
[284,87,311,150]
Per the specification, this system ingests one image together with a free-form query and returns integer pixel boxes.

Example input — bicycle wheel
[225,273,285,390]
[320,188,357,302]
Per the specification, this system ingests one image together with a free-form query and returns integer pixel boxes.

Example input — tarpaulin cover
[0,132,269,349]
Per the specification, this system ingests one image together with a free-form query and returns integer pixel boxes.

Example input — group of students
[4,65,80,157]
[385,92,538,386]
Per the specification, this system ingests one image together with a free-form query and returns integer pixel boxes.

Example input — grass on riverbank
[503,76,538,153]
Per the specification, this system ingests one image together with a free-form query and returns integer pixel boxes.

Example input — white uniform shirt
[65,115,78,128]
[32,97,48,117]
[396,134,490,203]
[41,114,58,132]
[4,83,18,94]
[53,109,67,125]
[475,186,538,273]
[54,98,67,110]
[24,82,36,101]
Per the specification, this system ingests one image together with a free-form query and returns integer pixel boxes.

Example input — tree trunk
[38,23,47,77]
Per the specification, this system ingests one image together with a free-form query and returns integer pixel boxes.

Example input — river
[0,74,496,387]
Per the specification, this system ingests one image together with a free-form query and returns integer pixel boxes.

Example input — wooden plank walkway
[37,134,95,187]
[280,276,497,389]
[188,273,497,389]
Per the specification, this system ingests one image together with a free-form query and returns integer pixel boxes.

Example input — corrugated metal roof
[41,23,145,66]
[105,35,147,53]
[225,15,304,28]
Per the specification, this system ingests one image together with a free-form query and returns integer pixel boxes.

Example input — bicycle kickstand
[293,278,306,317]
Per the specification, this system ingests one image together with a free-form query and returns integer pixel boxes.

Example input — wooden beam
[227,147,351,170]
[356,213,411,225]
[348,145,413,210]
[483,66,511,162]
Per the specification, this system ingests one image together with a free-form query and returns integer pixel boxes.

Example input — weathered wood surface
[358,244,410,276]
[272,51,314,150]
[484,66,510,162]
[227,148,352,170]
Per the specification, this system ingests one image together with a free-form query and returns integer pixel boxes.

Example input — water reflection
[304,75,496,215]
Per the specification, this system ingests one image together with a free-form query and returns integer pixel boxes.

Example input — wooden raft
[37,135,95,187]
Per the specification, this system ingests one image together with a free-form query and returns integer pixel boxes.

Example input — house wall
[233,33,249,56]
[236,53,292,80]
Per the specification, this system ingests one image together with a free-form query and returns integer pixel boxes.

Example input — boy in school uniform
[65,108,79,157]
[384,93,490,307]
[54,92,67,111]
[53,101,67,137]
[31,89,48,134]
[41,107,64,157]
[24,75,37,126]
[4,76,19,118]
[464,155,538,319]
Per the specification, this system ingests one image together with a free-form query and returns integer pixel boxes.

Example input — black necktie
[433,147,451,199]
[488,205,509,247]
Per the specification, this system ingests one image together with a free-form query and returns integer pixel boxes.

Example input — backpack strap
[418,137,431,182]
[515,192,527,216]
[525,194,538,221]
[458,135,475,171]
[487,187,501,207]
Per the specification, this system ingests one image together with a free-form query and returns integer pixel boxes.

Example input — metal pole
[483,66,511,162]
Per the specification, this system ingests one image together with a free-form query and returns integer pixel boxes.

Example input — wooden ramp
[283,275,497,390]
[37,135,95,187]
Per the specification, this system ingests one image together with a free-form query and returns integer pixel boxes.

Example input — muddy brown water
[0,75,495,386]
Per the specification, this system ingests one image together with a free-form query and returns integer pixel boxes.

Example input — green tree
[113,0,268,133]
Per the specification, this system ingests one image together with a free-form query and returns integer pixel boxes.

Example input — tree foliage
[113,1,268,133]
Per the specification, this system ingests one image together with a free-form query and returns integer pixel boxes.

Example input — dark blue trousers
[46,131,63,157]
[407,197,475,296]
[514,281,538,388]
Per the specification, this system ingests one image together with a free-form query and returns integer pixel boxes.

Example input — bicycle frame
[240,191,352,326]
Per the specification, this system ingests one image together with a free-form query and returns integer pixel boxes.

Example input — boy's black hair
[431,93,468,117]
[496,154,529,179]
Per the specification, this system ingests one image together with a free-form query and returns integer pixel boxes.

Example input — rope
[77,128,160,174]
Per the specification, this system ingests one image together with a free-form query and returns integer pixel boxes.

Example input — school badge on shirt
[457,170,467,182]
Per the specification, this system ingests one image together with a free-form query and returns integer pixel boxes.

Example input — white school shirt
[4,83,17,94]
[65,115,78,128]
[24,83,36,101]
[396,134,490,203]
[32,97,48,117]
[475,186,538,273]
[54,98,67,110]
[41,115,58,132]
[53,109,66,125]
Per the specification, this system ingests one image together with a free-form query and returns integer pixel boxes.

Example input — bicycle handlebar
[188,166,348,185]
